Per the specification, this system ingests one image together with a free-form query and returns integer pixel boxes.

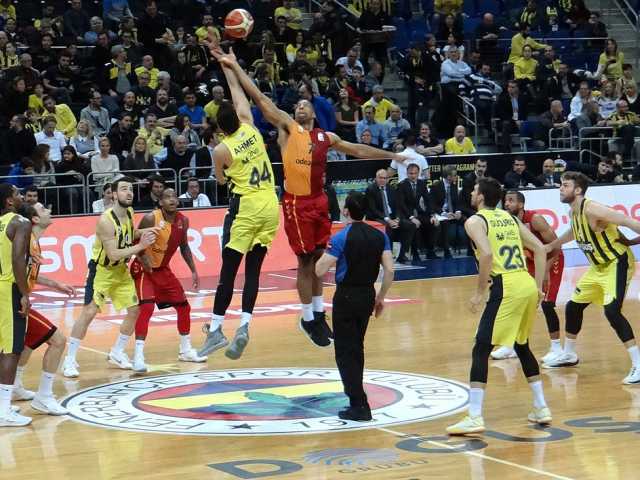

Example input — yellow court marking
[139,381,344,409]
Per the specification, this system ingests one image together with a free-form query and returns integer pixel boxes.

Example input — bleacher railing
[0,172,87,215]
[85,168,177,213]
[177,167,219,204]
[614,0,640,29]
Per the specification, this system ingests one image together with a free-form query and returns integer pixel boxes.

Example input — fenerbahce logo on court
[61,369,469,435]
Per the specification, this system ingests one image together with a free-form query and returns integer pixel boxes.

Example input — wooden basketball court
[5,265,640,480]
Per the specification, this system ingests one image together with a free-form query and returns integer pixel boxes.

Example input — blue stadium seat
[477,0,502,16]
[463,17,481,36]
[463,0,478,17]
[392,18,410,51]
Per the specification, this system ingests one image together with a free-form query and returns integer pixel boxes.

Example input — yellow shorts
[477,271,539,347]
[571,250,635,306]
[223,190,280,254]
[0,282,27,354]
[84,261,138,311]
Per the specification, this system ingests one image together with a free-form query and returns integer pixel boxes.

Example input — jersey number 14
[249,162,272,187]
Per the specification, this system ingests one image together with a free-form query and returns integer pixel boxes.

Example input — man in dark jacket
[504,157,544,188]
[429,165,462,258]
[107,112,137,166]
[496,81,528,153]
[365,169,416,263]
[396,163,439,260]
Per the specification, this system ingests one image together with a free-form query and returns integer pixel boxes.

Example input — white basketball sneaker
[528,406,552,425]
[0,409,32,427]
[623,365,640,384]
[132,353,148,374]
[108,349,133,370]
[178,348,207,363]
[12,385,35,401]
[446,415,485,435]
[490,346,517,360]
[31,395,68,416]
[543,352,579,368]
[62,357,79,378]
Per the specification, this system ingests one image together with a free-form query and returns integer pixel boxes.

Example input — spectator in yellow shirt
[42,95,77,138]
[594,39,625,81]
[507,24,548,64]
[444,125,476,154]
[204,85,225,124]
[362,85,396,123]
[28,83,46,117]
[514,45,538,81]
[0,0,16,21]
[135,55,160,89]
[138,112,169,157]
[195,14,221,43]
[274,0,302,30]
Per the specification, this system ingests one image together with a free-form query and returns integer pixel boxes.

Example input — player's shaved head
[504,190,525,215]
[160,188,178,212]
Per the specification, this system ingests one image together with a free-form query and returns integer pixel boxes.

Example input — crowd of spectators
[0,0,637,220]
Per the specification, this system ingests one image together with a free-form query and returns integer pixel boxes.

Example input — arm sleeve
[326,230,346,258]
[383,232,391,251]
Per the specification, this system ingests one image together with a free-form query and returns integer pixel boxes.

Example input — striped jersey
[91,207,135,267]
[571,198,627,266]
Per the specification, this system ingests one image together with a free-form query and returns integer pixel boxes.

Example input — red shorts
[25,310,57,350]
[131,260,187,308]
[527,254,564,304]
[282,192,331,256]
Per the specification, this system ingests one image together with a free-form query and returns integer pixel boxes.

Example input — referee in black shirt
[316,192,394,421]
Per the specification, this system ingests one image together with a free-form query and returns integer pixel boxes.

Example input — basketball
[224,9,254,39]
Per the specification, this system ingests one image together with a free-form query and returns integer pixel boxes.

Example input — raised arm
[97,215,155,262]
[218,60,253,125]
[328,132,403,161]
[213,47,291,130]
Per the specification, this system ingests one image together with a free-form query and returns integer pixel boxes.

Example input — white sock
[239,312,252,327]
[468,387,484,417]
[564,338,577,355]
[529,380,547,409]
[134,339,145,358]
[37,372,55,398]
[550,339,562,352]
[210,314,224,331]
[301,303,314,322]
[113,333,130,353]
[312,296,324,313]
[179,334,191,353]
[628,345,640,367]
[14,366,25,386]
[0,384,12,416]
[67,337,81,361]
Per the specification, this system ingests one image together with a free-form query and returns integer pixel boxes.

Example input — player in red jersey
[12,203,75,416]
[213,47,406,347]
[129,188,205,373]
[494,191,565,363]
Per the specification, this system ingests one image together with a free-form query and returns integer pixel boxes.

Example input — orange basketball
[224,9,254,39]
